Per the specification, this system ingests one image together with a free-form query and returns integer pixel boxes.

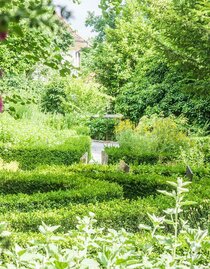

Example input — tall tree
[83,0,210,127]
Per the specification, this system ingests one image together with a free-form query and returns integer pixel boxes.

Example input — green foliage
[0,136,91,170]
[84,0,210,129]
[0,114,91,169]
[88,117,118,140]
[36,164,173,199]
[0,74,43,117]
[115,62,210,127]
[0,112,80,146]
[2,163,205,233]
[0,179,209,268]
[106,115,191,163]
[58,163,210,202]
[41,83,67,115]
[0,181,122,213]
[0,198,158,233]
[0,1,75,76]
[134,115,190,155]
[105,147,161,165]
[41,77,112,119]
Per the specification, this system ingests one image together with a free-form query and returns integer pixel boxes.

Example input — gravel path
[90,140,119,164]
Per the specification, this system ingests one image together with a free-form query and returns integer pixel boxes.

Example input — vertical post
[101,151,108,165]
[80,152,88,164]
[186,165,193,181]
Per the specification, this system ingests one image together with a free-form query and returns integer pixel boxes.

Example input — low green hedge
[0,172,81,195]
[72,171,173,199]
[0,180,123,212]
[2,193,209,233]
[0,136,91,169]
[35,165,173,199]
[105,147,172,165]
[0,198,160,233]
[35,164,210,199]
[0,164,208,234]
[57,163,210,178]
[0,171,96,195]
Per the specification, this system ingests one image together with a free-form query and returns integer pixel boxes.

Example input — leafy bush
[115,61,210,130]
[35,163,210,200]
[0,180,123,212]
[0,198,160,233]
[41,77,112,117]
[0,171,94,195]
[1,194,208,234]
[135,115,189,153]
[0,74,43,118]
[106,115,192,163]
[61,163,187,177]
[0,136,91,169]
[41,82,67,114]
[0,112,79,147]
[0,179,209,268]
[0,163,208,248]
[105,146,161,165]
[88,117,118,141]
[48,165,172,199]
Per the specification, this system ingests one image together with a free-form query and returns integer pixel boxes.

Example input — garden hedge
[105,147,172,165]
[35,164,210,199]
[0,179,123,212]
[0,136,91,169]
[0,171,95,194]
[1,193,209,233]
[0,163,208,235]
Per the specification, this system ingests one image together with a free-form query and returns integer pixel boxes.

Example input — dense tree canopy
[0,0,80,75]
[84,0,210,128]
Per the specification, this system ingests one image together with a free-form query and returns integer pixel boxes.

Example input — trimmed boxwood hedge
[0,179,123,212]
[0,163,208,236]
[35,164,210,200]
[0,171,96,195]
[0,136,91,169]
[35,165,174,199]
[1,193,209,233]
[0,198,162,233]
[104,147,173,165]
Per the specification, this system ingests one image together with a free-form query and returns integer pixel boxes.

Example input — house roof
[57,14,89,52]
[68,28,89,51]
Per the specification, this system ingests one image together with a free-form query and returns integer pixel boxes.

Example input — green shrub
[0,179,209,268]
[88,117,118,141]
[114,115,191,161]
[41,83,67,114]
[1,189,209,234]
[0,112,78,147]
[105,146,162,164]
[131,163,210,178]
[35,164,210,199]
[71,125,90,135]
[69,168,172,199]
[0,170,96,195]
[0,180,123,213]
[0,199,159,233]
[0,164,208,235]
[35,164,174,199]
[57,163,187,177]
[41,77,112,118]
[0,136,91,169]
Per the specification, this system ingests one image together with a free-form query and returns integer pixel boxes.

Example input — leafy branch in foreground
[0,178,209,268]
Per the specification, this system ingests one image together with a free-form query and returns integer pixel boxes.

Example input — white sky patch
[53,0,101,40]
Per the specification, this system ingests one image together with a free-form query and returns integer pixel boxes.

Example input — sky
[53,0,101,40]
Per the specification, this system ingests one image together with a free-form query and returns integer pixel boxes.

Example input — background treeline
[83,0,210,130]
